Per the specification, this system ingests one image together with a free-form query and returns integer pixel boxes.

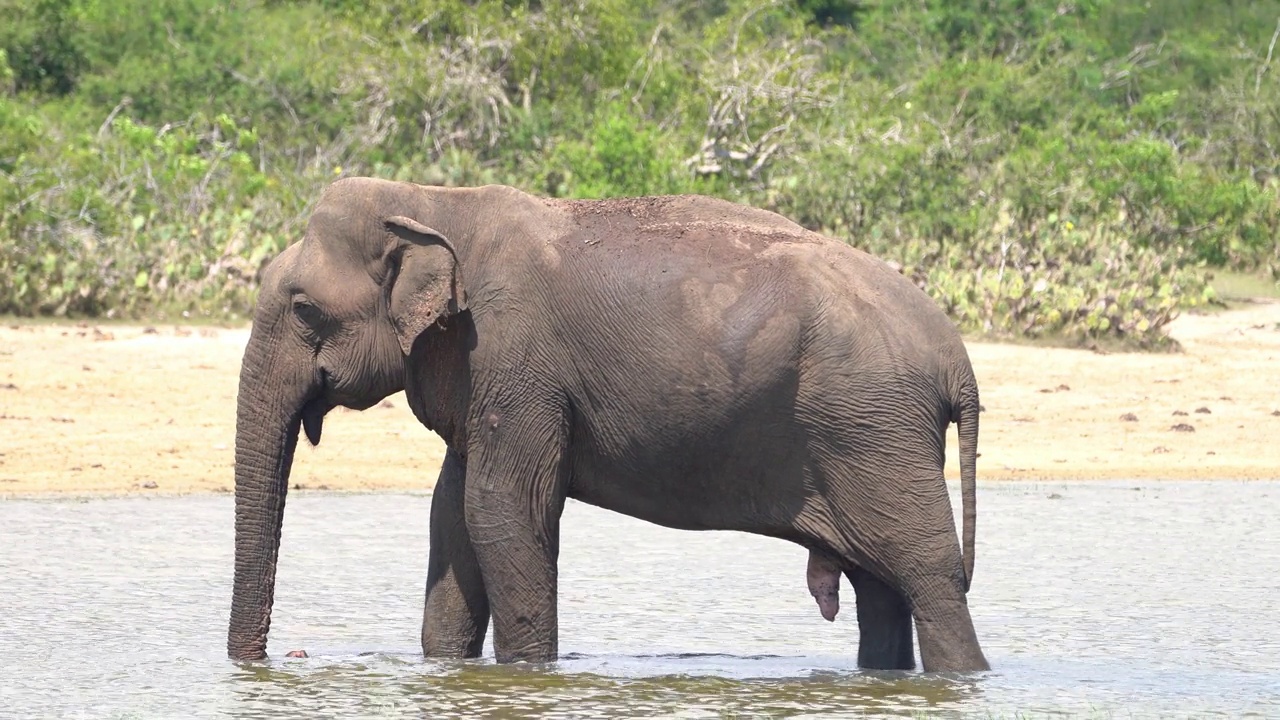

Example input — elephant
[227,176,989,673]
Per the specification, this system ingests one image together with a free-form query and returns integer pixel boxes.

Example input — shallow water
[2,481,1278,718]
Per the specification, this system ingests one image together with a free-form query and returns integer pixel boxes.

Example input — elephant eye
[292,296,325,325]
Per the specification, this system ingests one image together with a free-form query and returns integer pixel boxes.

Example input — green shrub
[544,100,690,198]
[1,0,1277,348]
[0,112,298,316]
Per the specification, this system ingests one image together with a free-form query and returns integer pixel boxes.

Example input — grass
[1207,270,1280,303]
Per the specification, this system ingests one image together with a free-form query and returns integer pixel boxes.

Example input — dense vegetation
[2,0,1278,346]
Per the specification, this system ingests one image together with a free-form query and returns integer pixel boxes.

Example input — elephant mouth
[300,395,331,446]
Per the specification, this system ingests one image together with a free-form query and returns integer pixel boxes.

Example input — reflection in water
[2,482,1279,718]
[225,653,985,718]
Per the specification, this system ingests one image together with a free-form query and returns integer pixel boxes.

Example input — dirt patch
[2,301,1278,496]
[951,299,1280,481]
[0,323,443,495]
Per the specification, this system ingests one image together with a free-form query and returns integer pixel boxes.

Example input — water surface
[2,481,1278,718]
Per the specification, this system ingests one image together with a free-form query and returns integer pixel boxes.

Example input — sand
[2,300,1278,496]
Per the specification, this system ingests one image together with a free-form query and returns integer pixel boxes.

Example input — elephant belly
[565,394,814,534]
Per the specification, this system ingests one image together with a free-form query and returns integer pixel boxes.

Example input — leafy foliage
[1,0,1277,346]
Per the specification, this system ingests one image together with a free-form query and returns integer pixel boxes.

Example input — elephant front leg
[422,447,490,658]
[464,406,569,664]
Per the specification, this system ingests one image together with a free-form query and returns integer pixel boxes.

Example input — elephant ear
[385,215,468,355]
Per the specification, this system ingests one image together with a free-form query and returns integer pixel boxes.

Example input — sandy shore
[2,300,1278,496]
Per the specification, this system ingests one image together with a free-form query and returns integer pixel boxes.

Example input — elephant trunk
[227,328,315,661]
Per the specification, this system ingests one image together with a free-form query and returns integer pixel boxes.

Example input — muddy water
[2,481,1278,718]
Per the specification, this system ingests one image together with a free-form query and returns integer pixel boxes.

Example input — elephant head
[227,177,469,661]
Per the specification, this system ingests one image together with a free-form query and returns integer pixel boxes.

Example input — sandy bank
[1,300,1278,496]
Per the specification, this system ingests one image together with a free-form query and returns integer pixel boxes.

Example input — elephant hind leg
[909,586,988,672]
[805,456,988,672]
[818,528,983,672]
[846,565,915,670]
[846,469,989,673]
[800,541,915,669]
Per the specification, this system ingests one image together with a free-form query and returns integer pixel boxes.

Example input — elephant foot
[806,550,842,621]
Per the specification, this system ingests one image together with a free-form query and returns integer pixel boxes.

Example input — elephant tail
[955,377,980,593]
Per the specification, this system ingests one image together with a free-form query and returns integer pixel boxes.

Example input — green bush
[543,100,691,198]
[0,111,295,316]
[1,0,1277,348]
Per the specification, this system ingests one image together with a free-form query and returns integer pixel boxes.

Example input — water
[2,481,1278,718]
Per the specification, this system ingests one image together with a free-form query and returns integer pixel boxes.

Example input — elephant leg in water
[807,551,916,670]
[421,447,490,657]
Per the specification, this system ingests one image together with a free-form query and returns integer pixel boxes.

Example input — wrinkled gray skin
[228,177,988,673]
